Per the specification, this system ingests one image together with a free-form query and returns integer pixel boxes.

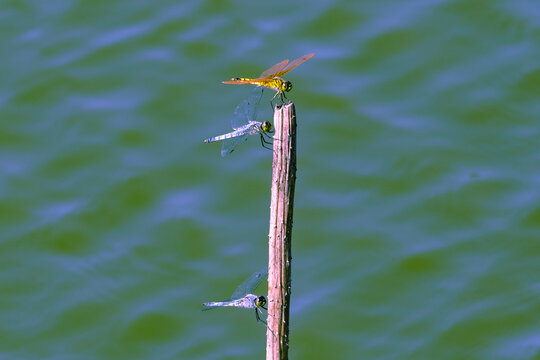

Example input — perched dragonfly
[203,270,268,324]
[204,87,273,157]
[222,53,315,102]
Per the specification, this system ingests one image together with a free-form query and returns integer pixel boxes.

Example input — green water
[1,0,540,359]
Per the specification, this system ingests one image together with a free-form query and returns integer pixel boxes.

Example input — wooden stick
[266,102,296,360]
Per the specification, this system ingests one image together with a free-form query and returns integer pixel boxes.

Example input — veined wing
[231,269,268,300]
[273,53,315,78]
[231,87,263,130]
[232,99,249,130]
[221,133,248,157]
[258,58,289,79]
[246,87,263,122]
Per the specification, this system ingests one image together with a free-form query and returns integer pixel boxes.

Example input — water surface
[1,0,540,359]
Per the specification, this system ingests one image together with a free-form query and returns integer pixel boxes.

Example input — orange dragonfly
[222,53,315,102]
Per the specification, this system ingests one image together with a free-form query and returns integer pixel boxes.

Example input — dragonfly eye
[262,121,273,132]
[283,81,292,92]
[257,296,267,307]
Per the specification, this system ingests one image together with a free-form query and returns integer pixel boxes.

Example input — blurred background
[1,0,540,359]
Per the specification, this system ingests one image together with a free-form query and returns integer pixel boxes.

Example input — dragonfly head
[262,121,273,133]
[255,296,267,308]
[282,81,292,92]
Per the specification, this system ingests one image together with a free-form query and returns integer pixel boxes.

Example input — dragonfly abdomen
[203,296,255,309]
[203,301,237,307]
[228,78,283,92]
[204,129,247,143]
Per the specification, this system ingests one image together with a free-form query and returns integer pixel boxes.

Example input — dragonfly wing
[258,58,289,79]
[221,134,248,157]
[231,269,268,299]
[274,53,315,77]
[232,99,250,130]
[246,87,263,122]
[232,87,263,129]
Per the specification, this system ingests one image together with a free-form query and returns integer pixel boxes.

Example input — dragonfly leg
[259,133,273,151]
[261,131,274,142]
[255,307,267,325]
[270,90,283,109]
[280,91,287,103]
[265,130,281,144]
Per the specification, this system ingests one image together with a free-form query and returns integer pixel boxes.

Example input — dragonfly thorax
[272,78,292,92]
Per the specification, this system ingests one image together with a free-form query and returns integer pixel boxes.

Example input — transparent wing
[246,87,263,122]
[231,87,263,129]
[221,134,248,157]
[273,53,315,77]
[232,99,249,130]
[231,269,268,299]
[258,58,289,79]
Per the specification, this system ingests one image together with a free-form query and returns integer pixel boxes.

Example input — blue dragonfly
[203,269,268,324]
[204,88,273,157]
